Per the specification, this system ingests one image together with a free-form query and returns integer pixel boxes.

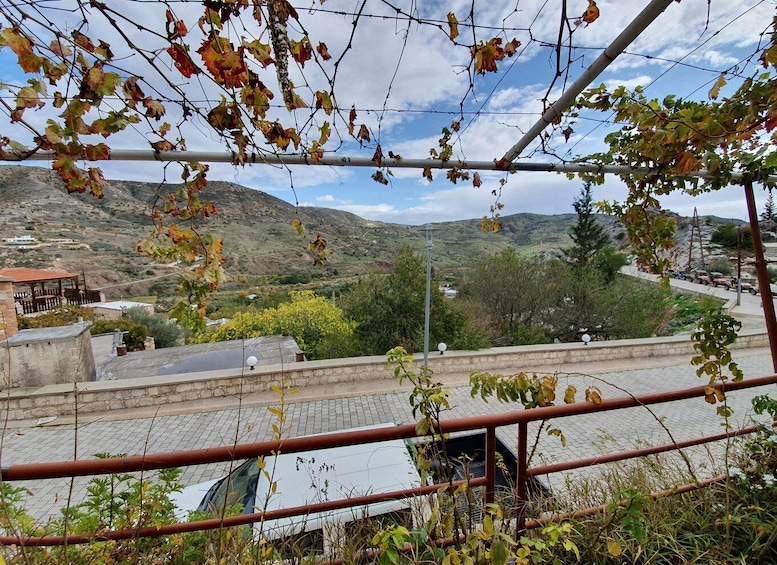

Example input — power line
[560,0,770,160]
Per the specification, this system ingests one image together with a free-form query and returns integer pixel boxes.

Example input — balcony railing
[18,295,61,315]
[64,288,101,306]
[15,289,101,314]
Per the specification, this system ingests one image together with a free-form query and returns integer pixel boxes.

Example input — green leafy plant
[123,307,183,348]
[0,481,39,537]
[387,346,451,437]
[690,308,743,417]
[606,488,651,545]
[90,318,148,351]
[382,347,580,565]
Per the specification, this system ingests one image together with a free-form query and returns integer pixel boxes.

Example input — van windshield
[201,458,261,514]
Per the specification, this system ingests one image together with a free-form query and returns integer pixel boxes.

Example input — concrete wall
[2,323,95,388]
[1,329,769,421]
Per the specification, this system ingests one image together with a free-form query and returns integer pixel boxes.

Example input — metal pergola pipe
[499,0,677,163]
[9,149,777,184]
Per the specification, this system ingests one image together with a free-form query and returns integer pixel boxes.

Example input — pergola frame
[4,0,777,366]
[0,268,80,298]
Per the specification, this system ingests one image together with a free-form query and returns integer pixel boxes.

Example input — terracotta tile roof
[0,268,79,284]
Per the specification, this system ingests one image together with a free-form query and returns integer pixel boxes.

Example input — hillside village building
[0,267,101,315]
[2,235,36,245]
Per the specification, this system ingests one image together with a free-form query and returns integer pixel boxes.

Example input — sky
[1,0,776,225]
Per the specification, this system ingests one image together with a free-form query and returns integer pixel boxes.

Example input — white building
[2,235,36,245]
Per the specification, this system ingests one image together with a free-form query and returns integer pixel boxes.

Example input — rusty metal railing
[1,373,776,546]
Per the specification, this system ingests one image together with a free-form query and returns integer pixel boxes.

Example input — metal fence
[1,373,776,547]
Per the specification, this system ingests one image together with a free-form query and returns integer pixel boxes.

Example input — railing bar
[523,474,727,530]
[485,427,496,505]
[516,421,528,533]
[526,423,773,476]
[278,474,731,565]
[0,476,488,546]
[5,374,777,481]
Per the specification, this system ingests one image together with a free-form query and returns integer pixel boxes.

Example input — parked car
[171,424,425,553]
[729,277,755,293]
[690,269,710,285]
[746,283,777,296]
[710,272,730,289]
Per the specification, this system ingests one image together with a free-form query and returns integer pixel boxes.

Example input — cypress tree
[563,183,609,267]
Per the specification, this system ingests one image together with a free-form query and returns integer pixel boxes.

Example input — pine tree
[761,191,776,222]
[563,183,610,267]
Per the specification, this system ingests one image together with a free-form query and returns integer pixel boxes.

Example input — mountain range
[0,164,730,298]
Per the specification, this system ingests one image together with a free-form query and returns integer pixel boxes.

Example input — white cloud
[1,0,773,227]
[487,84,547,112]
[322,171,602,224]
[602,75,653,92]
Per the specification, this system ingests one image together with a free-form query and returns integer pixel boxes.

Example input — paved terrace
[1,273,776,523]
[2,346,776,522]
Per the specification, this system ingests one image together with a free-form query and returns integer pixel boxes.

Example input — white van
[171,423,425,555]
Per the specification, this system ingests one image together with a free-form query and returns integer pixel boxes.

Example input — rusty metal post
[485,427,496,505]
[516,422,528,532]
[744,180,777,372]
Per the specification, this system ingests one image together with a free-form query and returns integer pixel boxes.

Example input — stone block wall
[1,329,769,421]
[0,277,18,341]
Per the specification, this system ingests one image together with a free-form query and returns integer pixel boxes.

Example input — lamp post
[423,224,433,370]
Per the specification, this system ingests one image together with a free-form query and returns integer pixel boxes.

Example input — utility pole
[423,224,433,371]
[688,207,705,269]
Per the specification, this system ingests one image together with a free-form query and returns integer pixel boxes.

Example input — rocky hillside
[0,164,743,297]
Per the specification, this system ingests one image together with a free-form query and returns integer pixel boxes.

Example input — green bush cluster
[198,290,355,359]
[123,307,183,348]
[90,318,148,351]
[711,223,753,250]
[16,304,183,351]
[17,305,98,330]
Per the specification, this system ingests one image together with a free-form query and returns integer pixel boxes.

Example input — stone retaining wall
[3,329,769,421]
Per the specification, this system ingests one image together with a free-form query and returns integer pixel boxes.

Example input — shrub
[90,318,148,351]
[200,290,355,359]
[123,307,183,348]
[662,294,723,334]
[707,257,733,275]
[501,324,552,346]
[17,305,98,330]
[711,223,753,249]
[277,272,311,285]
